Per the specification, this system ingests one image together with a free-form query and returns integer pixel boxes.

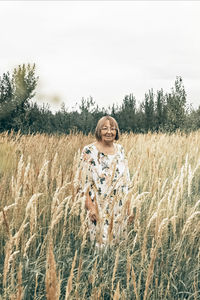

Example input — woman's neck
[100,140,113,147]
[95,141,116,154]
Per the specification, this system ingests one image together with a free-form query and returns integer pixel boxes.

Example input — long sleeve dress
[76,142,130,246]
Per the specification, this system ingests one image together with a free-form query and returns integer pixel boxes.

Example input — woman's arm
[85,190,98,223]
[76,145,98,223]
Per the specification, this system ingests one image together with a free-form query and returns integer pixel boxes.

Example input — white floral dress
[76,143,130,246]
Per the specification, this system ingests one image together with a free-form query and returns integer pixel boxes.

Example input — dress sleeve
[74,145,93,194]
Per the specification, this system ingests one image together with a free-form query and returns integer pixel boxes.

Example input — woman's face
[100,119,116,143]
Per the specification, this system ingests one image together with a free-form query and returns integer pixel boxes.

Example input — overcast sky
[0,1,200,111]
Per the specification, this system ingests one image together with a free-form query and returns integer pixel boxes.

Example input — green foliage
[144,89,155,132]
[117,94,136,132]
[155,89,167,132]
[0,64,38,132]
[165,77,187,132]
[183,105,200,133]
[1,65,200,134]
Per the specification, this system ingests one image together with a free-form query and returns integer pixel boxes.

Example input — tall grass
[0,131,200,299]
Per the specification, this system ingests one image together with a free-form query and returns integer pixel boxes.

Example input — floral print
[76,142,130,246]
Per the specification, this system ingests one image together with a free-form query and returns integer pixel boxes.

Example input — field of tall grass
[0,131,200,299]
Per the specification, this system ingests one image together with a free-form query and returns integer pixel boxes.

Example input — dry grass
[0,131,200,299]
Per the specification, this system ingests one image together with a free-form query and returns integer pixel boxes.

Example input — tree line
[0,64,200,135]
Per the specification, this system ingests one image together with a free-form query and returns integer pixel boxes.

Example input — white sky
[0,1,200,111]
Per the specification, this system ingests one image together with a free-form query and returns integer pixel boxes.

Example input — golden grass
[0,131,200,299]
[45,238,60,300]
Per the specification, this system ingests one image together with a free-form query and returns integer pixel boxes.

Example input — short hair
[95,116,120,141]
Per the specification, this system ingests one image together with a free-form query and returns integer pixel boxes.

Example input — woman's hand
[85,191,98,223]
[127,214,134,224]
[88,205,98,223]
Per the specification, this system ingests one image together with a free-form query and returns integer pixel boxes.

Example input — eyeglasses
[101,127,116,132]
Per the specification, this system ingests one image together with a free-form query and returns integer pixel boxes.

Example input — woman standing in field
[75,116,130,247]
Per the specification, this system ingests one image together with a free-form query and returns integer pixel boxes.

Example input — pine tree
[144,89,155,132]
[165,77,187,132]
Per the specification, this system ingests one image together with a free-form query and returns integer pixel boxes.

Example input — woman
[76,116,130,247]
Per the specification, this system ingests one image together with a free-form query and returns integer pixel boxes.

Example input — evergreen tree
[144,89,155,132]
[78,97,97,133]
[184,105,200,132]
[118,94,136,132]
[165,76,187,132]
[155,89,167,131]
[135,103,145,133]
